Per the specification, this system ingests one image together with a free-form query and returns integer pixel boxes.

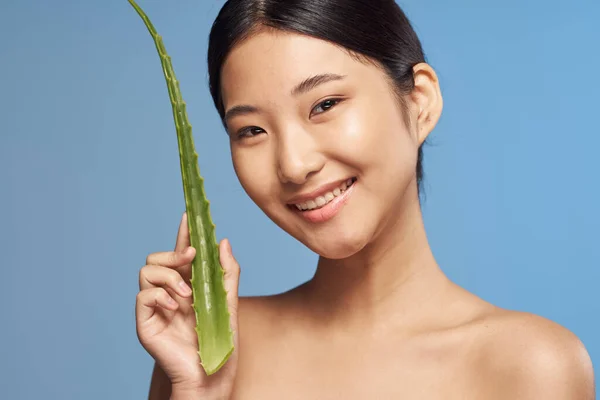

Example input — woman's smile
[287,177,357,223]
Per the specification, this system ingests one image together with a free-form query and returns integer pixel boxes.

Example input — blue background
[1,0,598,398]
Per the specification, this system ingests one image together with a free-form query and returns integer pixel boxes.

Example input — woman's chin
[305,235,368,260]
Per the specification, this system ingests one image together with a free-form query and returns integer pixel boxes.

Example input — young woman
[135,0,595,398]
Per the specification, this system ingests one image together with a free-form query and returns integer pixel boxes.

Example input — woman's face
[220,29,439,259]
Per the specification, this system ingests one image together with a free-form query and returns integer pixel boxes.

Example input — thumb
[219,238,241,339]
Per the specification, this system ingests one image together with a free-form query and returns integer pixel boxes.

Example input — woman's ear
[410,62,443,145]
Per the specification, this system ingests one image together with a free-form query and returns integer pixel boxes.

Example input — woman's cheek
[330,104,397,169]
[324,107,370,162]
[232,148,274,205]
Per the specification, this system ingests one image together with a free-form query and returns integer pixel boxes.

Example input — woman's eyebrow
[291,73,346,97]
[224,73,346,123]
[224,104,261,124]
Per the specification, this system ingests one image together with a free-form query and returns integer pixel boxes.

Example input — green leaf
[127,0,234,375]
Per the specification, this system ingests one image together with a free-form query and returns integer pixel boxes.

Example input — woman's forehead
[220,31,370,104]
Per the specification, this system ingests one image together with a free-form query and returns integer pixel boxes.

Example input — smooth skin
[136,29,595,399]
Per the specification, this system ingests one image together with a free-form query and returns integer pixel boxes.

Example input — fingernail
[179,281,192,295]
[177,246,188,255]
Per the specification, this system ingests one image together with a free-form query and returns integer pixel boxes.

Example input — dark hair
[207,0,428,196]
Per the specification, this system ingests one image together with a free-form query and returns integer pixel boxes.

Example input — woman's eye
[237,126,265,139]
[311,98,341,116]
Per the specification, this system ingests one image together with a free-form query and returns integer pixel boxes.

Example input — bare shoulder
[232,292,303,395]
[237,291,298,327]
[475,307,595,399]
[237,282,308,325]
[236,290,303,350]
[237,295,282,337]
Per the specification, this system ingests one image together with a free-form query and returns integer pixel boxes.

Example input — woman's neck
[301,192,451,334]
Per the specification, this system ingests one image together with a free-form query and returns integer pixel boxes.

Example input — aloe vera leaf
[127,0,234,375]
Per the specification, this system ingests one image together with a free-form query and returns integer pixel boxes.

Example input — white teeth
[294,178,355,211]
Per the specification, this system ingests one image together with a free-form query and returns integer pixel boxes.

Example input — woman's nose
[276,129,325,185]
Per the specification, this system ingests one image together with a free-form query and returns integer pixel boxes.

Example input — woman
[135,0,595,398]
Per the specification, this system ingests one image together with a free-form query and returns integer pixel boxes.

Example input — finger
[136,287,178,323]
[145,247,196,268]
[174,211,191,253]
[139,265,193,298]
[219,239,241,333]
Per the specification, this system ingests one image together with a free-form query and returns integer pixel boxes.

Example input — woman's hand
[136,212,240,399]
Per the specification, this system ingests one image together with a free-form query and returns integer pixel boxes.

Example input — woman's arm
[148,362,171,400]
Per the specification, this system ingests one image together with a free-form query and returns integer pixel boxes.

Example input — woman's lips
[291,178,356,223]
